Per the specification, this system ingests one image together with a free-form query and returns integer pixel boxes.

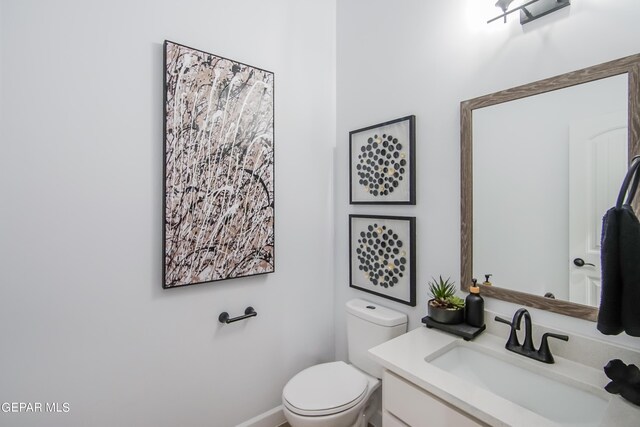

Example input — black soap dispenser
[465,278,484,327]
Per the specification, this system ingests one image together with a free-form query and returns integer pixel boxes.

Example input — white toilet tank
[346,298,407,379]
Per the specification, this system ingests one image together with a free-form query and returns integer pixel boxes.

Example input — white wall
[335,0,640,360]
[0,1,335,426]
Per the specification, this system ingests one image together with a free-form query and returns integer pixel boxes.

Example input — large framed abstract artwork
[349,115,415,205]
[163,40,275,289]
[349,215,416,306]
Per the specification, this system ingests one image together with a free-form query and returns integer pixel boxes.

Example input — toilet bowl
[282,299,407,427]
[282,361,379,427]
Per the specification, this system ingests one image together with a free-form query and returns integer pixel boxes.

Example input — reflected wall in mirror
[474,75,627,308]
[461,54,640,321]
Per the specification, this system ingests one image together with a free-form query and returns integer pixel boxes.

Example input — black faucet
[494,308,569,364]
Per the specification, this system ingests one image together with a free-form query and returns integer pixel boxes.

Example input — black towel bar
[218,307,257,324]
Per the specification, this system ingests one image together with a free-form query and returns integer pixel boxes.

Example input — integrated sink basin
[426,344,609,426]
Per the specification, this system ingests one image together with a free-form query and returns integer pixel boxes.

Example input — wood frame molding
[461,53,640,322]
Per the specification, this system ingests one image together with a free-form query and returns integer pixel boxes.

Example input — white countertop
[369,326,640,427]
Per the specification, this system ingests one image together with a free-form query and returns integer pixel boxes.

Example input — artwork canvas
[163,41,275,288]
[349,115,415,204]
[349,215,416,306]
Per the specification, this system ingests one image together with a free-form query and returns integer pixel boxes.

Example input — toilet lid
[283,361,368,416]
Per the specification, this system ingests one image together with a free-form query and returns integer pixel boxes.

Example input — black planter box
[427,300,464,324]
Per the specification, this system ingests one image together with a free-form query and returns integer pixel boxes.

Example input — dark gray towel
[620,203,640,336]
[598,158,640,336]
[598,206,624,334]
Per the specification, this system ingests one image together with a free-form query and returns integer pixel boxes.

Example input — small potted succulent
[427,276,465,324]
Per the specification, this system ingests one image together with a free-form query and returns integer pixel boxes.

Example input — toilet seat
[282,361,369,417]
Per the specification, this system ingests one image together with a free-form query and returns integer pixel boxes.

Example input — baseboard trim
[236,405,286,427]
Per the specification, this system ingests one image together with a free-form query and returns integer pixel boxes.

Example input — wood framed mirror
[461,54,640,321]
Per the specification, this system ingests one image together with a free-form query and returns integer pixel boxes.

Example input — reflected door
[569,111,627,306]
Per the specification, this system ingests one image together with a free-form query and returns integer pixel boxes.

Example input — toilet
[282,298,407,427]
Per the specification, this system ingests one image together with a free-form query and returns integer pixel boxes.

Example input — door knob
[573,258,595,267]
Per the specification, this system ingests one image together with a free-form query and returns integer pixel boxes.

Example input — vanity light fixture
[488,0,570,25]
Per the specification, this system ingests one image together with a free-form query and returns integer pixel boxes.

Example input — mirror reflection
[473,75,628,308]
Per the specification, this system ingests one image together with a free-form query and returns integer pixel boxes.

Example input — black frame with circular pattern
[349,115,416,205]
[349,215,416,306]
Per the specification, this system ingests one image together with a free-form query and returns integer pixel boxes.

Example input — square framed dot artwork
[349,215,416,306]
[349,115,415,204]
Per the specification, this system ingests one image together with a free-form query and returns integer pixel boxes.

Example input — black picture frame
[349,115,416,205]
[163,40,275,289]
[349,215,416,306]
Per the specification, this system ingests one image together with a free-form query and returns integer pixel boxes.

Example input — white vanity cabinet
[372,327,640,427]
[382,370,485,427]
